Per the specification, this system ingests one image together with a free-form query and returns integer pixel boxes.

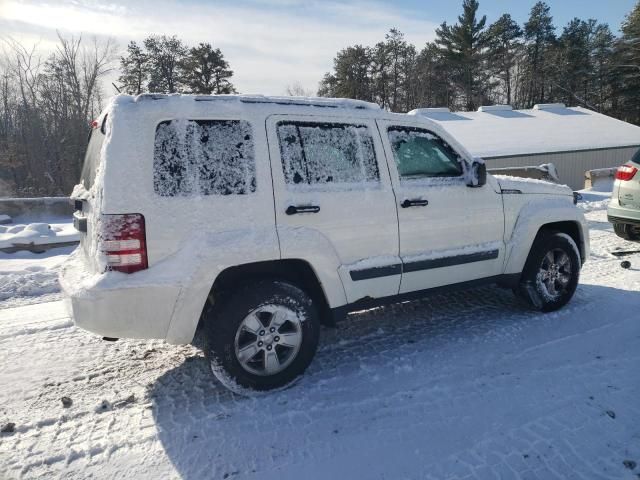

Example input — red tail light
[100,214,148,273]
[615,165,638,181]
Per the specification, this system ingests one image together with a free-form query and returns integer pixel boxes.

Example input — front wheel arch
[536,221,585,264]
[513,231,581,312]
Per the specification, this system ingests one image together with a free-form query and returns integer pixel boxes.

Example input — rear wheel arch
[198,259,333,332]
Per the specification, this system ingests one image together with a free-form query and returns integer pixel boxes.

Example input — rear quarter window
[80,128,106,189]
[153,119,256,196]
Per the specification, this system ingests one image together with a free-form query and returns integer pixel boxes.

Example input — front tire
[514,231,581,312]
[204,280,320,394]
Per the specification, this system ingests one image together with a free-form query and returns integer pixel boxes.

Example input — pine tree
[486,14,522,105]
[614,1,640,123]
[181,43,235,94]
[435,0,489,110]
[559,19,599,107]
[317,72,338,97]
[143,35,188,93]
[371,39,390,108]
[317,45,372,101]
[523,2,556,106]
[384,29,411,111]
[118,41,148,95]
[590,24,615,112]
[415,42,454,108]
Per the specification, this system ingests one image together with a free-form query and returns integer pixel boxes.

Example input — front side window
[277,122,379,187]
[388,127,463,180]
[154,119,256,196]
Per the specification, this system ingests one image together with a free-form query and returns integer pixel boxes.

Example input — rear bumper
[607,203,640,224]
[59,251,181,340]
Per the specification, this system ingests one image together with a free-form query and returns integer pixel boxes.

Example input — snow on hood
[494,175,573,196]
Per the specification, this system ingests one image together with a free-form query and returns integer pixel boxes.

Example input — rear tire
[204,280,320,394]
[514,231,581,312]
[613,222,640,241]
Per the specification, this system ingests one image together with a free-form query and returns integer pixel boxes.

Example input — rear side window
[80,127,106,189]
[153,120,256,196]
[276,122,379,187]
[388,127,463,179]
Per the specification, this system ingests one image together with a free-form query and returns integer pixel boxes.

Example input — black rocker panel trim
[402,249,500,273]
[332,273,521,322]
[349,249,500,281]
[349,263,402,281]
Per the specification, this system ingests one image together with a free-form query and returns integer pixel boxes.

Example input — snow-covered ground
[1,196,639,479]
[0,247,76,309]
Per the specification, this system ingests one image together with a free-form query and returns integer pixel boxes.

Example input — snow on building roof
[408,104,640,158]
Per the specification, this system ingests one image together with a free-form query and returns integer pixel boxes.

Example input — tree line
[2,1,640,197]
[0,35,236,196]
[118,35,235,95]
[318,0,640,125]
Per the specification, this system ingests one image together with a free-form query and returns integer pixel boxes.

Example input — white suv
[61,94,589,393]
[608,153,640,241]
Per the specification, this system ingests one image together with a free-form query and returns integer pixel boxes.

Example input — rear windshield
[632,148,640,164]
[80,126,106,189]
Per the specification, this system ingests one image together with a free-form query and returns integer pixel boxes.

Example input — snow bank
[0,247,75,308]
[0,223,79,251]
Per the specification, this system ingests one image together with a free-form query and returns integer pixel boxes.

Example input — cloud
[0,0,439,95]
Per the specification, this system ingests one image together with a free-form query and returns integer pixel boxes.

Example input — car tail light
[615,165,638,181]
[100,214,148,273]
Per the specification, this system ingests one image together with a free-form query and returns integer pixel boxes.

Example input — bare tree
[0,34,116,196]
[285,81,314,97]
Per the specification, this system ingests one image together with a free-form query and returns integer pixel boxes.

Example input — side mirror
[467,161,487,188]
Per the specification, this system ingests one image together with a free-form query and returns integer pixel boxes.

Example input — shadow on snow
[149,282,639,479]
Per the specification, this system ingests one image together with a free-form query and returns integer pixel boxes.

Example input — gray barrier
[0,197,73,222]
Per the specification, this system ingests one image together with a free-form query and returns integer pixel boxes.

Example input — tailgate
[618,162,640,209]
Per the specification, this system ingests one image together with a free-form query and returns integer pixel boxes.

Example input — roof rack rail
[131,93,380,110]
[192,94,379,110]
[237,95,380,110]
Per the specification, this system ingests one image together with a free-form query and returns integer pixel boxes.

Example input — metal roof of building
[408,104,640,159]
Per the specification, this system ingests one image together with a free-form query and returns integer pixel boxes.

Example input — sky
[0,0,637,96]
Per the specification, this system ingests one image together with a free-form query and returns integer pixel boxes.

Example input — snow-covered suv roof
[114,93,381,111]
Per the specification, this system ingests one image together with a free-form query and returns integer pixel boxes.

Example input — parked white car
[60,94,589,393]
[608,154,640,241]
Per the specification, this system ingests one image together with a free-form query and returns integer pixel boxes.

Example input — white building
[409,103,640,190]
